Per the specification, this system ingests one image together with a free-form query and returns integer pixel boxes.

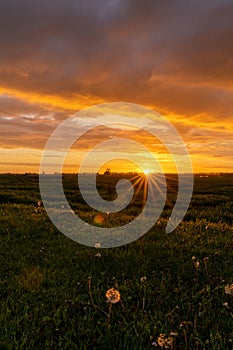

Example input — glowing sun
[143,169,151,175]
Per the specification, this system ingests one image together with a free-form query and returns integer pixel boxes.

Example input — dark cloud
[0,0,232,172]
[0,0,232,115]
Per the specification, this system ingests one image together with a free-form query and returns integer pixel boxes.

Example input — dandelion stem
[93,304,109,318]
[87,277,96,310]
[87,277,109,317]
[183,329,188,349]
[142,297,145,311]
[107,303,112,326]
[120,299,125,313]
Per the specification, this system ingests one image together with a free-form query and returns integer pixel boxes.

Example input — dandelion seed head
[170,332,178,337]
[157,334,172,348]
[140,276,147,284]
[179,321,187,328]
[225,284,233,296]
[106,288,120,304]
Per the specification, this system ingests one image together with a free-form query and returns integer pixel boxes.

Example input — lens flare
[39,102,193,248]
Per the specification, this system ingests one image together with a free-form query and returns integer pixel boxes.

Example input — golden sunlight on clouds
[0,148,42,173]
[0,87,105,111]
[0,0,232,173]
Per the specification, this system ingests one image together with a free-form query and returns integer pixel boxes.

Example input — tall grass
[0,174,232,349]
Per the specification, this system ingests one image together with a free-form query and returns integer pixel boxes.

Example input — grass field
[0,173,233,349]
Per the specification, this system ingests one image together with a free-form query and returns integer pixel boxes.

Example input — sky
[0,0,233,173]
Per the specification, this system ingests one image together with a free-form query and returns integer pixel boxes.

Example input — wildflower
[157,334,165,347]
[170,332,178,337]
[179,321,187,328]
[192,256,200,269]
[95,253,101,258]
[157,333,172,348]
[225,284,233,296]
[95,243,101,249]
[106,288,120,304]
[140,276,147,284]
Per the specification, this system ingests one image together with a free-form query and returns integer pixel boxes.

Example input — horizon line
[1,172,233,176]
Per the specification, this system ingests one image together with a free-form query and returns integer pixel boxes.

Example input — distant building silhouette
[104,168,111,175]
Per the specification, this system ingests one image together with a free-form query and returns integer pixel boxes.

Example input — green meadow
[0,173,233,349]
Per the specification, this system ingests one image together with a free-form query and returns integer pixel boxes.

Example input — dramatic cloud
[0,0,232,172]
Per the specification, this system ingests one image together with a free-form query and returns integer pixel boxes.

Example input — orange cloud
[0,0,232,173]
[0,87,105,111]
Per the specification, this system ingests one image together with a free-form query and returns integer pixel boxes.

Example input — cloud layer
[0,0,233,172]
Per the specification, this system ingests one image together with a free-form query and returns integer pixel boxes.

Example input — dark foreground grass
[0,174,233,349]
